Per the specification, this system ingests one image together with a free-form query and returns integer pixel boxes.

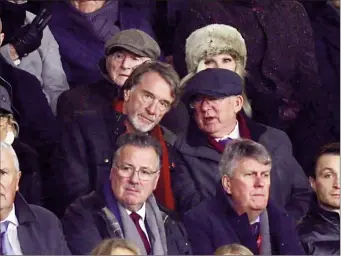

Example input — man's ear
[123,89,131,102]
[234,95,244,113]
[222,175,232,194]
[0,33,4,46]
[16,171,22,191]
[309,176,317,192]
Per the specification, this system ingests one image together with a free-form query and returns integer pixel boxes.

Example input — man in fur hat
[172,68,312,221]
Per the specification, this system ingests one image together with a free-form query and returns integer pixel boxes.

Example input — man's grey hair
[219,139,272,177]
[0,141,20,173]
[112,132,163,170]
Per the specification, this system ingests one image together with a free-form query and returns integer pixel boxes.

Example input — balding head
[0,142,21,220]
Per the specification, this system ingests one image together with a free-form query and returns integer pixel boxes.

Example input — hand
[8,9,52,58]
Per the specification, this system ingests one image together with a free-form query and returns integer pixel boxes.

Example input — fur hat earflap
[185,24,247,73]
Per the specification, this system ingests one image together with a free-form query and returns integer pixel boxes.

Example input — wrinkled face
[106,50,151,86]
[202,53,237,71]
[193,95,243,138]
[310,154,340,210]
[123,71,174,132]
[0,116,15,143]
[110,145,160,211]
[223,158,271,215]
[0,148,21,220]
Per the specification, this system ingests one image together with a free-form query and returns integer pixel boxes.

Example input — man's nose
[255,176,265,187]
[121,56,133,69]
[129,170,140,184]
[146,100,158,115]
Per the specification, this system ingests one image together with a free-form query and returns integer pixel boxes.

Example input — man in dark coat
[183,139,305,255]
[172,0,333,175]
[172,68,312,221]
[298,142,340,255]
[0,142,70,255]
[47,61,181,216]
[57,28,188,136]
[62,133,191,255]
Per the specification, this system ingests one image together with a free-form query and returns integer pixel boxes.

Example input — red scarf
[208,113,251,153]
[113,100,175,210]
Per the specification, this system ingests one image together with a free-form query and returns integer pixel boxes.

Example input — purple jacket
[47,0,157,88]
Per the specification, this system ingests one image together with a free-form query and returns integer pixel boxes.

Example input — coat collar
[14,192,36,225]
[214,183,259,254]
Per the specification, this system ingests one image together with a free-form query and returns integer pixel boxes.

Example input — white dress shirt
[0,205,23,255]
[215,120,240,142]
[126,203,150,242]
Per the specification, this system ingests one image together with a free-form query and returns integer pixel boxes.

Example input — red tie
[130,212,152,255]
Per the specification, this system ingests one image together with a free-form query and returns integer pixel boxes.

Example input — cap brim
[106,44,147,58]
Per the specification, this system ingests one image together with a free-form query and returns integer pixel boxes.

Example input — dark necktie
[218,137,233,147]
[251,222,260,238]
[130,212,152,255]
[0,230,4,255]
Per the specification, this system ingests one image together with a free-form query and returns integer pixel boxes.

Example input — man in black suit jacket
[0,142,70,255]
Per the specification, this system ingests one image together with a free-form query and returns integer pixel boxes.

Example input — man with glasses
[172,68,312,221]
[46,61,181,217]
[62,133,191,255]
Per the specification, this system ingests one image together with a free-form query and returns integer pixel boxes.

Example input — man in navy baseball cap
[173,68,311,228]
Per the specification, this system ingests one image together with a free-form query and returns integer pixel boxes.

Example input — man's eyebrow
[0,168,8,172]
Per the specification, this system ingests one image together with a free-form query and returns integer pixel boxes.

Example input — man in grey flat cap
[57,29,160,124]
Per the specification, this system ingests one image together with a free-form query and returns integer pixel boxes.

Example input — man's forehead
[0,149,15,169]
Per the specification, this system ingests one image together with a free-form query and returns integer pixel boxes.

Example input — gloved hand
[8,9,52,58]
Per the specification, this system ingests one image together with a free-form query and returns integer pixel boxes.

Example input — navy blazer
[183,184,306,255]
[14,193,70,255]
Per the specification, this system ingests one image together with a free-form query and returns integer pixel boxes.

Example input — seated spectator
[172,0,333,175]
[215,244,253,255]
[0,18,59,197]
[0,142,70,255]
[0,85,41,205]
[57,29,158,123]
[180,23,252,116]
[62,133,191,255]
[0,0,69,114]
[47,61,180,216]
[183,139,305,255]
[46,0,157,88]
[173,68,312,220]
[91,238,140,255]
[298,142,340,255]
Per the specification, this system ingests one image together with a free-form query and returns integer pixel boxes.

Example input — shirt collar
[125,203,147,222]
[250,216,260,224]
[0,204,19,227]
[216,120,240,141]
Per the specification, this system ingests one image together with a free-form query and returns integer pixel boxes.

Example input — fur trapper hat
[185,24,247,74]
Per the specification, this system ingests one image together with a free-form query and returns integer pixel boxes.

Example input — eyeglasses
[114,163,159,181]
[140,91,171,112]
[189,95,225,109]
